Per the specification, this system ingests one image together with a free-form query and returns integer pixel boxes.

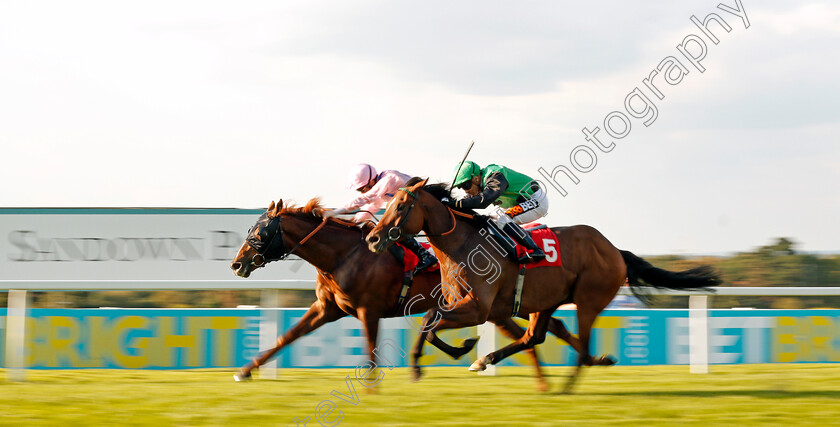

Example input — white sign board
[0,208,317,288]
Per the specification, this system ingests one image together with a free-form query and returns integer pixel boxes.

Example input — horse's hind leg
[545,314,614,366]
[494,317,548,392]
[235,300,345,381]
[545,316,582,354]
[561,291,618,393]
[562,306,598,393]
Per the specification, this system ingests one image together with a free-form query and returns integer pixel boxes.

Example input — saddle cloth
[396,241,440,273]
[515,224,563,270]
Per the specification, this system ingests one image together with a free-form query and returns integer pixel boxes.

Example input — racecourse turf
[2,364,840,426]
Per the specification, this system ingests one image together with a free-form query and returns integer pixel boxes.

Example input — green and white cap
[453,161,481,187]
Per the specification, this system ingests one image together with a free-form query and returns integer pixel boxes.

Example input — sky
[1,0,838,256]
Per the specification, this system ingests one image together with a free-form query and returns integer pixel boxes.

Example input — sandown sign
[0,208,316,283]
[1,308,839,369]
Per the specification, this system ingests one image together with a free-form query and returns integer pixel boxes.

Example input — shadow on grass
[575,389,840,399]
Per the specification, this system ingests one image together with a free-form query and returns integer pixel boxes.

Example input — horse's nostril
[231,262,241,271]
[368,235,379,245]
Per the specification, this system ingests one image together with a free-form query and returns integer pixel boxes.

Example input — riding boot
[502,222,546,264]
[403,237,437,274]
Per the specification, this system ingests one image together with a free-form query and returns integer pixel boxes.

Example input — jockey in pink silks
[323,163,437,274]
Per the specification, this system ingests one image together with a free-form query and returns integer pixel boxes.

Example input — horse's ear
[267,201,275,212]
[412,178,429,189]
[273,200,283,216]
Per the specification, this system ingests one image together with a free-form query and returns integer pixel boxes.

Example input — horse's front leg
[409,309,436,382]
[357,307,386,394]
[235,300,344,381]
[494,317,548,392]
[410,298,489,380]
[425,330,479,360]
[471,308,554,373]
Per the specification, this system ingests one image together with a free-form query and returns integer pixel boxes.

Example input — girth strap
[385,243,416,316]
[512,267,526,316]
[394,272,415,315]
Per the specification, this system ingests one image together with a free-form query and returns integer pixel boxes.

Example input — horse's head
[366,178,431,253]
[230,200,289,278]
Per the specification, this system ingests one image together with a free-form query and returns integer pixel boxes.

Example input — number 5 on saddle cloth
[480,218,562,269]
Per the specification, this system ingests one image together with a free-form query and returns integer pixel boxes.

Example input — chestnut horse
[230,198,560,390]
[366,179,721,392]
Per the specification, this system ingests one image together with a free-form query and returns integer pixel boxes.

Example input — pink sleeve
[352,210,376,223]
[354,195,390,221]
[340,174,399,212]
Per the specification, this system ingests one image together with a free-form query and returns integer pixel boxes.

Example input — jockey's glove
[440,197,458,208]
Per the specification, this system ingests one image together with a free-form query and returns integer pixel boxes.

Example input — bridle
[244,214,286,267]
[385,187,459,242]
[244,214,332,268]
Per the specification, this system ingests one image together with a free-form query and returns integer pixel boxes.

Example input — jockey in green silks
[445,161,548,263]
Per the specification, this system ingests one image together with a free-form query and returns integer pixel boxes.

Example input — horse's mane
[278,198,324,217]
[278,198,373,232]
[405,177,488,227]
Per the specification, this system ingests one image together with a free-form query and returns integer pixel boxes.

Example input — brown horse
[230,198,559,391]
[365,178,720,392]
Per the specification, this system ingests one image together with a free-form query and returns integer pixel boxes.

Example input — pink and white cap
[347,163,377,190]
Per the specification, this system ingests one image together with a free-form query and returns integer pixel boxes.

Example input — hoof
[562,377,577,394]
[454,337,480,360]
[233,371,252,382]
[536,380,549,393]
[463,337,479,349]
[599,354,617,366]
[562,367,582,394]
[411,366,422,382]
[468,358,487,372]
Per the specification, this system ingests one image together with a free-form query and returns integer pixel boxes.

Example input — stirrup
[518,250,545,264]
[413,253,437,275]
[502,222,545,264]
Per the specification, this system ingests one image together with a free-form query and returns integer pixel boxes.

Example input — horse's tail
[620,250,721,304]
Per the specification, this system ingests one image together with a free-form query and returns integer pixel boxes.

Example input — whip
[448,140,475,197]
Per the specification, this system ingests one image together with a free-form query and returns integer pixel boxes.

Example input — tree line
[646,238,840,309]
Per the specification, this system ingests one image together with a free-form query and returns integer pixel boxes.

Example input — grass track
[2,364,840,426]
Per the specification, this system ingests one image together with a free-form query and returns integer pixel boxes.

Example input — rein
[283,215,365,258]
[421,207,460,238]
[387,187,467,241]
[283,218,330,257]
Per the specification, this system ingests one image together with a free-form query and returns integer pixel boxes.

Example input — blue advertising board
[1,308,839,369]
